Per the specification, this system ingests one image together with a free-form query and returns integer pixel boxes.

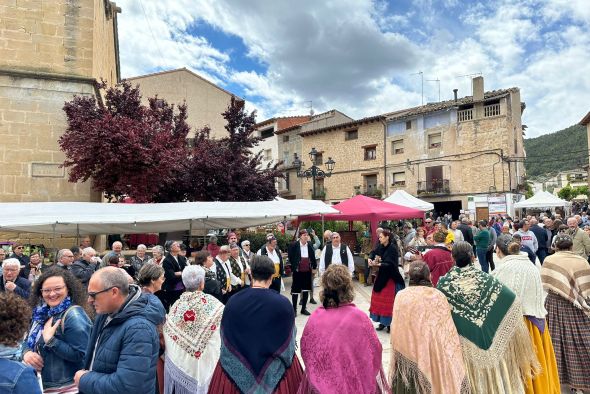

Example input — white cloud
[117,0,590,136]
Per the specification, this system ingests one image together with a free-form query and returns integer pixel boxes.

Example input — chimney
[453,89,458,102]
[472,76,484,101]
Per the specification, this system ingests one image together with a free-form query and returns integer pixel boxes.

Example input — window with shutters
[428,133,442,149]
[392,172,406,186]
[364,146,377,161]
[392,139,404,154]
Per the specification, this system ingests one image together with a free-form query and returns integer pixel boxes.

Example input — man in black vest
[529,217,548,264]
[257,234,284,292]
[287,229,317,316]
[319,232,354,276]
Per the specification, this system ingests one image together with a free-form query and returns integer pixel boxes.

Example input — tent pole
[189,219,193,246]
[76,224,80,246]
[52,223,56,251]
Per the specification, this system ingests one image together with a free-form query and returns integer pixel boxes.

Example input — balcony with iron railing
[417,179,450,196]
[311,187,327,200]
[361,184,383,199]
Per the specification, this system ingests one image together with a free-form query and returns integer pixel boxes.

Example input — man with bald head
[567,216,590,258]
[74,267,165,394]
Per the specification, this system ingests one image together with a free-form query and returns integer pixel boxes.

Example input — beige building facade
[0,0,121,248]
[126,68,242,139]
[300,77,527,218]
[0,0,120,204]
[275,110,352,199]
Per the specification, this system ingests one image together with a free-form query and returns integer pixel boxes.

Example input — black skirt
[291,271,312,293]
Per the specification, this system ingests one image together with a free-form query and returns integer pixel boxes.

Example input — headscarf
[219,288,297,393]
[27,296,72,349]
[437,265,539,393]
[390,286,469,394]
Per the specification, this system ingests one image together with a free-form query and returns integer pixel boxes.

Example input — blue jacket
[0,355,41,394]
[79,285,165,394]
[0,276,31,299]
[22,305,91,389]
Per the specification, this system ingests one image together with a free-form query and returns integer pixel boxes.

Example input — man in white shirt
[450,220,464,243]
[257,234,283,292]
[319,232,354,276]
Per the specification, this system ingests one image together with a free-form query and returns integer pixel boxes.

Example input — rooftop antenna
[426,78,441,102]
[411,71,424,105]
[455,72,483,95]
[303,100,314,116]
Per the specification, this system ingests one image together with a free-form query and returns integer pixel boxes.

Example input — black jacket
[162,254,187,292]
[458,223,474,246]
[373,241,404,292]
[530,224,548,250]
[287,241,317,272]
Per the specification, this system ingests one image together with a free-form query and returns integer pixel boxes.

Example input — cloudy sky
[117,0,590,138]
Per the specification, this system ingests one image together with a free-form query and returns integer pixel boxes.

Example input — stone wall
[301,120,385,202]
[127,69,237,139]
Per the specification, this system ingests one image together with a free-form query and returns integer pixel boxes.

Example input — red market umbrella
[299,194,424,240]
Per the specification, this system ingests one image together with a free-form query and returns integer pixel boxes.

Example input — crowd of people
[1,209,589,393]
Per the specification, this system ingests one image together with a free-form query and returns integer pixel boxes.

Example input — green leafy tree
[558,183,574,201]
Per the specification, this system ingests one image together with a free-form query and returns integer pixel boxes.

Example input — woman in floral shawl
[493,234,560,394]
[164,265,224,394]
[436,241,539,393]
[541,234,590,393]
[390,261,469,394]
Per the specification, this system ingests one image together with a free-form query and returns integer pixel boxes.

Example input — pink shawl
[298,303,390,394]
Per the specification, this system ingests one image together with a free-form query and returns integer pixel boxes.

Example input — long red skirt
[207,355,304,393]
[369,278,395,326]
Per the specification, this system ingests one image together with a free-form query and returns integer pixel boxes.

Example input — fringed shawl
[541,251,590,317]
[389,287,469,394]
[492,254,547,319]
[299,303,389,394]
[437,265,540,393]
[219,287,296,394]
[163,291,223,394]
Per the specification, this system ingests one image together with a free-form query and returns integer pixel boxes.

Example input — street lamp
[293,148,336,200]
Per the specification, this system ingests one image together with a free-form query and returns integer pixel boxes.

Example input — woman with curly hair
[298,264,388,394]
[0,293,41,394]
[22,267,92,393]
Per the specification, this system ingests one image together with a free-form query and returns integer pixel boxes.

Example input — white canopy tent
[0,200,339,235]
[384,190,434,211]
[513,191,569,209]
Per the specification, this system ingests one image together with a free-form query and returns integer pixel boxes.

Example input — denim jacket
[0,346,42,394]
[22,305,91,389]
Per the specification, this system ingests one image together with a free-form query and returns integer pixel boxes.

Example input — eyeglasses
[3,267,18,272]
[87,286,116,299]
[41,285,66,295]
[14,246,23,250]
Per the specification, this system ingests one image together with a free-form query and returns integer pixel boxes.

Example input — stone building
[125,68,243,139]
[0,0,121,203]
[275,110,352,199]
[300,77,527,219]
[254,115,312,182]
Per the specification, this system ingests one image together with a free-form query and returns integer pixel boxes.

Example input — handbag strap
[60,305,82,334]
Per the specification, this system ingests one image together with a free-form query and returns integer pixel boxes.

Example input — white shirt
[319,243,354,276]
[300,242,309,258]
[257,247,280,264]
[223,259,242,286]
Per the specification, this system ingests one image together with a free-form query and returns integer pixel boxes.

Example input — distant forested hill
[524,124,587,177]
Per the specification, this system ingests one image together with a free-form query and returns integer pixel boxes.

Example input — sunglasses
[88,286,116,299]
[14,246,23,250]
